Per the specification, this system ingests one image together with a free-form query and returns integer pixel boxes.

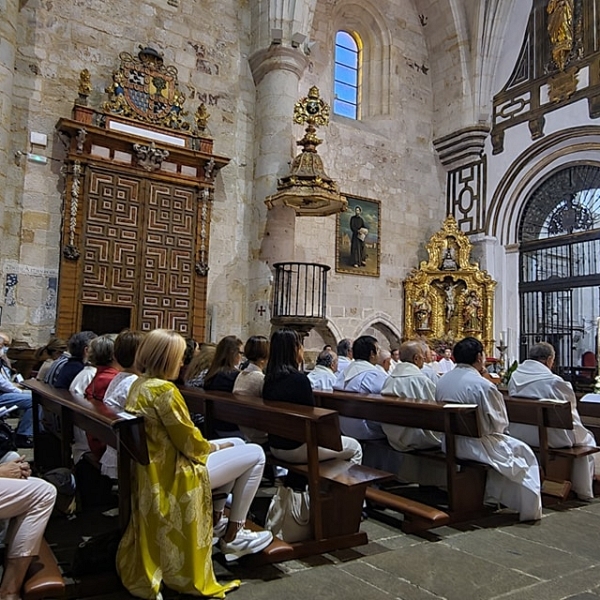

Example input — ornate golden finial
[547,0,574,71]
[194,103,210,133]
[293,86,330,128]
[76,69,92,105]
[264,86,346,216]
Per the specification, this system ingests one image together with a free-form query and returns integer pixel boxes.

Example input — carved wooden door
[60,165,205,339]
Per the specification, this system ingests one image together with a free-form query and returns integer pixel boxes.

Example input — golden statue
[463,290,483,332]
[547,0,574,71]
[414,292,432,331]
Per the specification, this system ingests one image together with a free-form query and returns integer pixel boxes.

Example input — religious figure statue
[444,282,459,322]
[414,292,432,331]
[441,246,457,270]
[547,0,574,71]
[350,206,367,268]
[463,290,483,331]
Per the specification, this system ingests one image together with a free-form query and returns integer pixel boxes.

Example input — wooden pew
[23,379,149,533]
[312,390,487,527]
[22,539,65,600]
[577,396,600,441]
[501,391,600,498]
[180,387,393,558]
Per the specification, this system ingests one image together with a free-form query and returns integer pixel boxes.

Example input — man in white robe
[436,337,542,522]
[508,341,596,500]
[307,349,338,391]
[336,338,353,374]
[381,340,441,451]
[333,335,387,440]
[421,346,440,384]
[437,348,455,374]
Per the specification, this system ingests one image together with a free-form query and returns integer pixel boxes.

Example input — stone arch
[331,0,392,117]
[352,313,402,350]
[488,126,600,246]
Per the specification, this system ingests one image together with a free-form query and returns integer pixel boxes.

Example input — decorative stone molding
[248,46,309,86]
[433,126,490,170]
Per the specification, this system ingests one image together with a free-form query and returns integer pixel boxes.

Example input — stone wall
[3,0,447,348]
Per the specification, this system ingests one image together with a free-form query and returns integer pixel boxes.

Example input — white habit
[436,364,542,521]
[333,360,387,440]
[381,362,441,451]
[437,357,455,374]
[307,365,337,391]
[508,359,596,499]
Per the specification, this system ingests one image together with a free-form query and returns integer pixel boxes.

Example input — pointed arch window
[334,31,361,119]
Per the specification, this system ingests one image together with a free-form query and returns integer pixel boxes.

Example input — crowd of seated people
[1,324,598,599]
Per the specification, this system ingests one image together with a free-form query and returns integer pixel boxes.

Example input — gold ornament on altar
[403,216,497,355]
[265,86,346,217]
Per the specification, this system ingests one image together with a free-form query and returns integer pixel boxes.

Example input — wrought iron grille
[519,165,600,389]
[271,262,330,320]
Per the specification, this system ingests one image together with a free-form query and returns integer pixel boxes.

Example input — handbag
[265,485,311,543]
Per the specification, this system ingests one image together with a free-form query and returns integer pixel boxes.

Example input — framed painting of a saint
[335,195,381,277]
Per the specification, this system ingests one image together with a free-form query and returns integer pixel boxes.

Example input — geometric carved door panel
[140,182,196,335]
[80,169,199,336]
[82,170,141,308]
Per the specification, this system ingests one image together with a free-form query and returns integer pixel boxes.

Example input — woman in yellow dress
[116,329,272,599]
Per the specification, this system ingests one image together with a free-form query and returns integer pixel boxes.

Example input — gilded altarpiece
[56,47,228,339]
[404,217,497,355]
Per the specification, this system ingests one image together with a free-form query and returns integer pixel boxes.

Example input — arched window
[333,30,361,119]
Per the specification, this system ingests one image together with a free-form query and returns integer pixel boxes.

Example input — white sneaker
[219,528,273,561]
[212,516,228,545]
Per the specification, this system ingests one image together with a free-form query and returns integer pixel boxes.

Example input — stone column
[0,0,18,236]
[247,46,308,330]
[250,46,308,265]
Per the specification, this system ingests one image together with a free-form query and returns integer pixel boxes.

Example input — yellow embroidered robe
[116,377,239,599]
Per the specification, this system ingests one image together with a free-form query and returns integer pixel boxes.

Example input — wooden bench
[312,390,487,528]
[22,539,65,600]
[577,395,600,441]
[23,379,149,533]
[502,391,600,499]
[180,387,392,559]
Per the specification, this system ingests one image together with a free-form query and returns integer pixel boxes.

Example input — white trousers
[270,435,363,465]
[0,477,56,558]
[206,438,265,523]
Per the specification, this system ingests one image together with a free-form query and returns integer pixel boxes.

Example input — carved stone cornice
[433,126,490,170]
[248,46,309,86]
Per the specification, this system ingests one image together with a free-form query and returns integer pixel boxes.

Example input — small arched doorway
[519,164,600,389]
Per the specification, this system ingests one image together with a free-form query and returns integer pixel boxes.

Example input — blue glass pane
[335,46,357,68]
[334,81,357,104]
[336,31,357,51]
[334,63,357,86]
[334,99,357,119]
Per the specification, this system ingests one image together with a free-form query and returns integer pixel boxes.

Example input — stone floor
[83,496,600,600]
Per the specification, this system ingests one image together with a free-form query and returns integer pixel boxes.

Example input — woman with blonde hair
[117,329,271,600]
[184,342,217,388]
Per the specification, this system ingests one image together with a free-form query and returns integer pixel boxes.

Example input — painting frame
[335,195,381,277]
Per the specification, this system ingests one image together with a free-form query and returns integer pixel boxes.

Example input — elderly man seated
[508,341,596,500]
[436,337,542,522]
[307,349,338,391]
[381,340,441,451]
[0,332,33,448]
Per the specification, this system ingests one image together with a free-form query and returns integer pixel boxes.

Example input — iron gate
[519,165,600,389]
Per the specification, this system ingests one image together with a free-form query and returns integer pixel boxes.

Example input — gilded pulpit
[56,47,229,340]
[404,216,496,354]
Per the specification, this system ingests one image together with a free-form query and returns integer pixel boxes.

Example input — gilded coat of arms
[103,45,189,130]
